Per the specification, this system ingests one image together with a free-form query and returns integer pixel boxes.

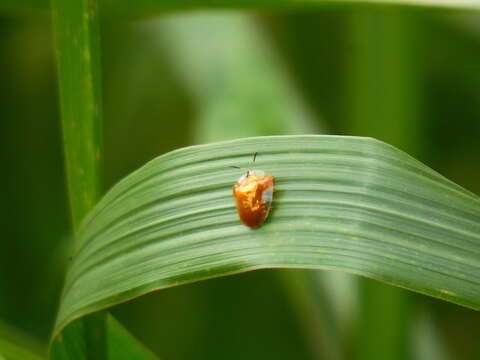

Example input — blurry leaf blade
[0,0,49,15]
[52,135,480,345]
[106,314,159,360]
[0,339,45,360]
[153,12,319,142]
[101,0,480,18]
[3,0,480,15]
[50,314,159,360]
[0,319,47,359]
[348,10,421,360]
[49,320,87,360]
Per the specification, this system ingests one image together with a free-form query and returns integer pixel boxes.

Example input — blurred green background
[1,5,480,360]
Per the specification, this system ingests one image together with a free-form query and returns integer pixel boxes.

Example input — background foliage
[1,1,480,359]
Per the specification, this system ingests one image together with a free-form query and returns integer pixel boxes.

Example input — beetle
[231,153,274,228]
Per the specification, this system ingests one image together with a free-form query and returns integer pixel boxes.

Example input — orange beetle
[232,153,274,228]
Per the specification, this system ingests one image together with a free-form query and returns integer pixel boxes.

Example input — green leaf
[52,0,107,357]
[2,0,479,17]
[50,135,480,350]
[51,313,160,359]
[104,0,480,17]
[52,0,158,358]
[155,12,318,142]
[347,10,421,360]
[106,314,159,360]
[0,319,47,359]
[0,339,45,360]
[0,1,48,16]
[52,0,103,231]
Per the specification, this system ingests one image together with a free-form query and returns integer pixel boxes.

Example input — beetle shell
[232,170,274,228]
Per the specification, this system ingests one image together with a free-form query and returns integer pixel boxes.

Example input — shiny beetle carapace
[231,153,274,228]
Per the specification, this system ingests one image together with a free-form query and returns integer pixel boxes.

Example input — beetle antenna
[229,165,241,169]
[253,152,258,163]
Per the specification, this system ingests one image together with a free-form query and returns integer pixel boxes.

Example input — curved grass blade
[51,135,480,348]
